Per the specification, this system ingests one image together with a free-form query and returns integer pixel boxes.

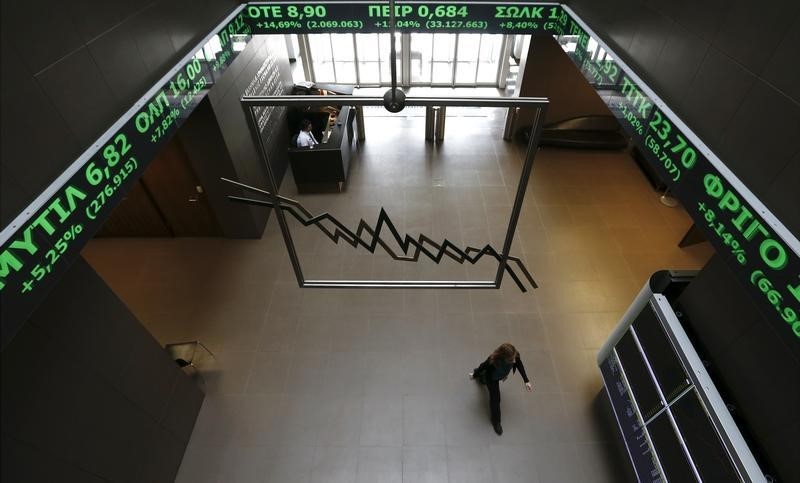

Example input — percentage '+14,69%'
[751,270,800,338]
[21,224,84,294]
[256,20,303,30]
[698,202,747,265]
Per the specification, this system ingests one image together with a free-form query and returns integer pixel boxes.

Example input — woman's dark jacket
[475,355,530,384]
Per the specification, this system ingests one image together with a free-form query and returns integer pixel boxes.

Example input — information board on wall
[557,12,800,343]
[0,8,255,345]
[1,1,797,348]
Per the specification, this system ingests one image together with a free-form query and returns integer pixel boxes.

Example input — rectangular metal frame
[650,294,766,482]
[241,94,547,289]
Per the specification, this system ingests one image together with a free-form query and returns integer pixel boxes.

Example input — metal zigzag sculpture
[223,178,537,292]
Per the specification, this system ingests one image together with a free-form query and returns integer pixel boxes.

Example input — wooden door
[97,136,222,237]
[140,137,221,236]
[95,180,171,237]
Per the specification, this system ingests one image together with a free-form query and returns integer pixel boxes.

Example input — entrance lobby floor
[83,107,713,483]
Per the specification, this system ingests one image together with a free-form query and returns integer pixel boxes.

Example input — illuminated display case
[598,272,766,483]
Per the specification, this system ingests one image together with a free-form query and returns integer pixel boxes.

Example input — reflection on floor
[83,107,713,483]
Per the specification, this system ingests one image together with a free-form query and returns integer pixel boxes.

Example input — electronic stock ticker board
[0,2,798,348]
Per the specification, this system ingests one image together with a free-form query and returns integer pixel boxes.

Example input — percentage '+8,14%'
[698,202,747,265]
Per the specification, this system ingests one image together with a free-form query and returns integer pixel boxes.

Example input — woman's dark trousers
[487,379,501,425]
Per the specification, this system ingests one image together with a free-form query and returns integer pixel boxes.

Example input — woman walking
[469,343,532,435]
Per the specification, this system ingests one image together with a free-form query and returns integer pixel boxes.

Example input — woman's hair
[301,119,313,130]
[489,343,518,365]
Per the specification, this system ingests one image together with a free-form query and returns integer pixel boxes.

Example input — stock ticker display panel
[0,11,254,344]
[0,2,797,349]
[244,2,569,34]
[559,11,799,345]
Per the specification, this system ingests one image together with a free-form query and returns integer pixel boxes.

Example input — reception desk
[287,105,356,187]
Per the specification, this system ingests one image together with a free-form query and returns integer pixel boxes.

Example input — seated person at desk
[296,119,319,148]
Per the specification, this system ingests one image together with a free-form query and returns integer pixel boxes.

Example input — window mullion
[353,34,361,86]
[452,33,459,87]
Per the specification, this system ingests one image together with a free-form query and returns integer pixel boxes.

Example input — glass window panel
[455,61,477,84]
[411,34,434,59]
[432,62,453,84]
[478,35,502,62]
[356,34,380,61]
[457,34,481,61]
[432,34,455,61]
[337,61,357,84]
[476,62,497,84]
[410,58,429,84]
[410,33,433,84]
[331,34,355,61]
[378,33,391,56]
[476,34,503,84]
[314,62,335,83]
[309,34,333,61]
[377,33,401,85]
[380,57,402,84]
[358,62,380,84]
[308,34,334,82]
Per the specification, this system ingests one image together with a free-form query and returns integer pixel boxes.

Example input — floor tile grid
[81,107,713,483]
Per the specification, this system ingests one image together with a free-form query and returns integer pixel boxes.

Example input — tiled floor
[83,106,713,483]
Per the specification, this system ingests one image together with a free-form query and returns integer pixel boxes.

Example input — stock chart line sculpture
[240,94,548,292]
[223,178,537,292]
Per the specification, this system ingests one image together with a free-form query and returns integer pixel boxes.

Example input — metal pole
[435,106,446,142]
[425,106,435,142]
[355,106,366,142]
[389,0,398,100]
[503,107,518,141]
[242,104,305,286]
[242,95,548,108]
[298,34,314,82]
[493,104,547,286]
[497,35,512,90]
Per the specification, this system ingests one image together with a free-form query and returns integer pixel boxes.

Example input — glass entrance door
[303,33,507,87]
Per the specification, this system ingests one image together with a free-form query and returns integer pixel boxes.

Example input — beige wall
[517,35,612,128]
